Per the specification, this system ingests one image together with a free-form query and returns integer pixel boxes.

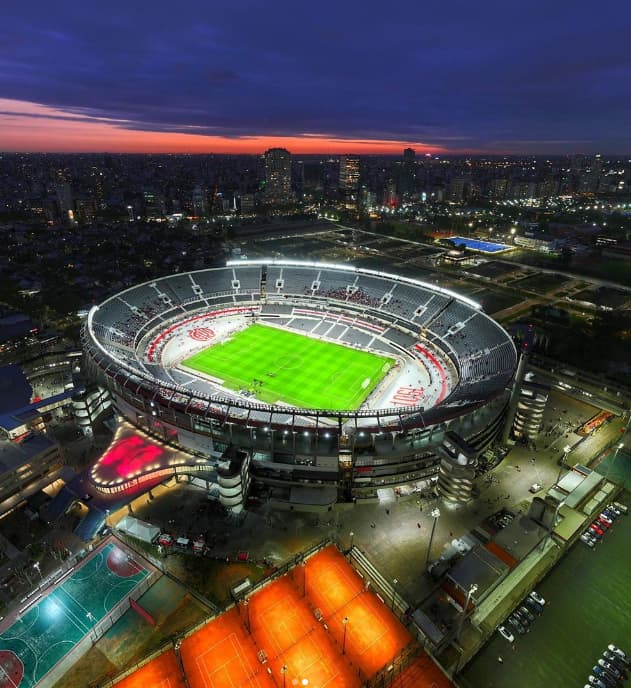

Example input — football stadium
[83,260,517,510]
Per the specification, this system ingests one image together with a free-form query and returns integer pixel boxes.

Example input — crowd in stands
[303,285,382,308]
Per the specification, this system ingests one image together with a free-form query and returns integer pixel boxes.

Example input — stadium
[83,259,518,510]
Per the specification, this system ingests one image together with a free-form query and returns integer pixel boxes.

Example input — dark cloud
[0,0,630,152]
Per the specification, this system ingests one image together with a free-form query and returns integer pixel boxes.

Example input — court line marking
[48,590,89,634]
[289,633,341,688]
[196,632,262,688]
[56,586,94,625]
[256,596,312,657]
[308,562,363,614]
[0,654,23,688]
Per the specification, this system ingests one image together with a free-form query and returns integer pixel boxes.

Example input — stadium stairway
[74,508,106,542]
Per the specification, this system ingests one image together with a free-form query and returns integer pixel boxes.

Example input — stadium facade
[83,260,517,511]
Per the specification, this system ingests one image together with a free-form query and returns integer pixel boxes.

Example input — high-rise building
[339,155,360,193]
[399,148,416,200]
[55,182,74,223]
[339,155,360,209]
[191,185,207,216]
[263,148,293,206]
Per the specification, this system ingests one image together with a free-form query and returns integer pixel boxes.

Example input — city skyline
[1,1,630,155]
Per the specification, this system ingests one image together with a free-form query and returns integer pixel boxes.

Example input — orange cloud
[0,99,446,155]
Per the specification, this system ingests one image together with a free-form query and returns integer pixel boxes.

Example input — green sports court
[0,542,150,688]
[181,323,394,410]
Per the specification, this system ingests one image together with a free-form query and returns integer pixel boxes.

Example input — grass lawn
[181,323,393,410]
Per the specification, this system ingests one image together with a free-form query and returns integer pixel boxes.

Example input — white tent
[116,515,160,544]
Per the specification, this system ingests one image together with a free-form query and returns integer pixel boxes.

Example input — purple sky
[1,0,630,153]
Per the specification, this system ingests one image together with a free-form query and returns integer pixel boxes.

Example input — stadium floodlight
[342,616,349,654]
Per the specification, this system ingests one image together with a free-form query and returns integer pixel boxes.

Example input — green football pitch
[181,323,394,410]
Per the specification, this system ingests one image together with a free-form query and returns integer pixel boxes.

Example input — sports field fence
[40,569,158,688]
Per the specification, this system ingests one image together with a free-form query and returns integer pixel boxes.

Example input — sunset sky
[1,0,629,154]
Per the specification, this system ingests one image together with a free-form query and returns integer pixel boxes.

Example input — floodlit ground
[180,608,277,688]
[181,323,393,410]
[165,545,450,688]
[0,542,150,688]
[301,547,414,679]
[113,649,185,688]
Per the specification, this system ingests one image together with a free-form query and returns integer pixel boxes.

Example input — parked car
[581,532,596,546]
[498,625,514,643]
[518,606,535,623]
[523,597,544,614]
[507,615,526,635]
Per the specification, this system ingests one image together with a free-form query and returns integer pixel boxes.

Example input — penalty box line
[196,633,260,688]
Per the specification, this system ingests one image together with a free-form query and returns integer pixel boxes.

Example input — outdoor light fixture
[425,508,441,568]
[391,578,398,611]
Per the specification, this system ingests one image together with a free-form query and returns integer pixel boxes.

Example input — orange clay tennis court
[112,649,186,688]
[247,574,361,688]
[112,544,452,688]
[391,653,454,688]
[180,607,276,688]
[301,546,413,678]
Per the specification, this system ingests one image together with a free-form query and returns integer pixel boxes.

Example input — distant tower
[192,185,207,216]
[263,148,293,206]
[399,148,416,200]
[339,155,360,209]
[56,182,75,224]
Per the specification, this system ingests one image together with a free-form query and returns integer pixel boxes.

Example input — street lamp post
[349,531,354,551]
[242,599,250,633]
[604,442,625,481]
[456,583,478,640]
[556,445,572,484]
[281,664,287,688]
[425,508,440,569]
[342,616,349,654]
[553,499,566,527]
[391,578,398,611]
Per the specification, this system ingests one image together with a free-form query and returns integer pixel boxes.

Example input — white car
[529,591,545,606]
[608,645,629,661]
[498,625,514,643]
[580,533,595,547]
